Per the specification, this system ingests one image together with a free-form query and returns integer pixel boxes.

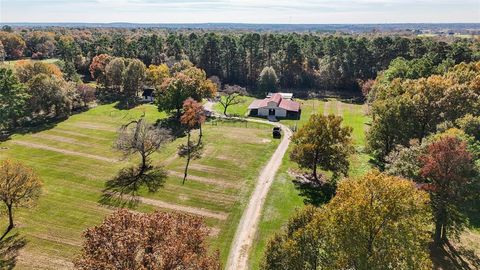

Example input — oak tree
[290,114,353,181]
[419,135,477,243]
[75,209,221,270]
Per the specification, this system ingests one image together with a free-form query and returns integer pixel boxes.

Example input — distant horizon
[3,22,480,25]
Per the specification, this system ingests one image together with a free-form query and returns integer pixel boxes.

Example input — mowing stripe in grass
[68,122,118,132]
[167,170,241,189]
[12,141,118,163]
[51,129,111,141]
[138,196,229,220]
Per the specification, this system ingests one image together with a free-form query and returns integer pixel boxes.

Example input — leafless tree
[102,117,171,206]
[218,84,247,116]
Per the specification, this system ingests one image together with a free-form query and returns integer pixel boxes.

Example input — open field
[0,103,279,269]
[249,98,372,269]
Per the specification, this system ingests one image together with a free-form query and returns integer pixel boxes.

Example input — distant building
[248,93,301,119]
[141,87,155,103]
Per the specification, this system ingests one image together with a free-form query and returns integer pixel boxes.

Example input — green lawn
[249,99,372,269]
[213,96,255,117]
[0,103,279,269]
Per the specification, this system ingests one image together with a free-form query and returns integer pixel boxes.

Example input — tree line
[1,26,479,93]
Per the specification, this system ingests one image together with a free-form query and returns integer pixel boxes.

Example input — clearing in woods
[0,103,279,269]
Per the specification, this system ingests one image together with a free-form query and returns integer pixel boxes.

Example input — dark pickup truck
[272,127,281,138]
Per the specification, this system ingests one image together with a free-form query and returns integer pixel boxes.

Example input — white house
[248,93,301,119]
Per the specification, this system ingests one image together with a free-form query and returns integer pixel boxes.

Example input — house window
[269,109,275,116]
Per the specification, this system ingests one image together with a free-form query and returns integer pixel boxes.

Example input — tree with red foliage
[419,136,477,243]
[179,98,206,184]
[75,209,221,270]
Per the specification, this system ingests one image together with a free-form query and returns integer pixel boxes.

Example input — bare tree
[218,84,247,116]
[102,117,171,206]
[0,160,42,240]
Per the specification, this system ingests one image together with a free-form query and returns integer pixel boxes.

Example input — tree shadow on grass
[155,117,186,139]
[0,117,62,143]
[0,233,26,270]
[99,165,167,208]
[292,173,336,206]
[430,241,480,270]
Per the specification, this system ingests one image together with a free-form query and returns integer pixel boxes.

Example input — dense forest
[1,25,479,94]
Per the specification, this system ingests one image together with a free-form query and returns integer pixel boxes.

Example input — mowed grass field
[249,99,372,269]
[0,103,279,269]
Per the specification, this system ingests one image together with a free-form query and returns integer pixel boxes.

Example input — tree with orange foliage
[419,135,478,243]
[0,159,42,240]
[75,209,221,270]
[14,60,63,83]
[179,98,206,184]
[88,54,112,85]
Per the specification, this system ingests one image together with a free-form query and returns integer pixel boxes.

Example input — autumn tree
[262,171,433,270]
[88,54,112,85]
[290,114,353,181]
[102,117,171,206]
[75,84,96,108]
[179,98,206,184]
[26,74,75,119]
[456,114,480,141]
[24,31,56,59]
[0,160,42,240]
[0,68,29,130]
[14,60,63,83]
[146,63,170,88]
[156,67,216,117]
[218,84,247,116]
[0,32,25,59]
[122,59,146,108]
[0,41,5,62]
[104,57,125,95]
[258,66,278,93]
[367,61,480,162]
[419,135,477,243]
[75,209,221,270]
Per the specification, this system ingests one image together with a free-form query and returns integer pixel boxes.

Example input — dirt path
[12,141,118,163]
[224,116,292,270]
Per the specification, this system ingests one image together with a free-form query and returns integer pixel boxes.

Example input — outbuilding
[248,93,301,119]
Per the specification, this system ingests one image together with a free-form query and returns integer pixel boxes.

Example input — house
[141,87,155,103]
[248,93,301,119]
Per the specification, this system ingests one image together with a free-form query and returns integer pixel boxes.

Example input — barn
[248,93,301,119]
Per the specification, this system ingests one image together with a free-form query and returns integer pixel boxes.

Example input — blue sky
[1,0,479,24]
